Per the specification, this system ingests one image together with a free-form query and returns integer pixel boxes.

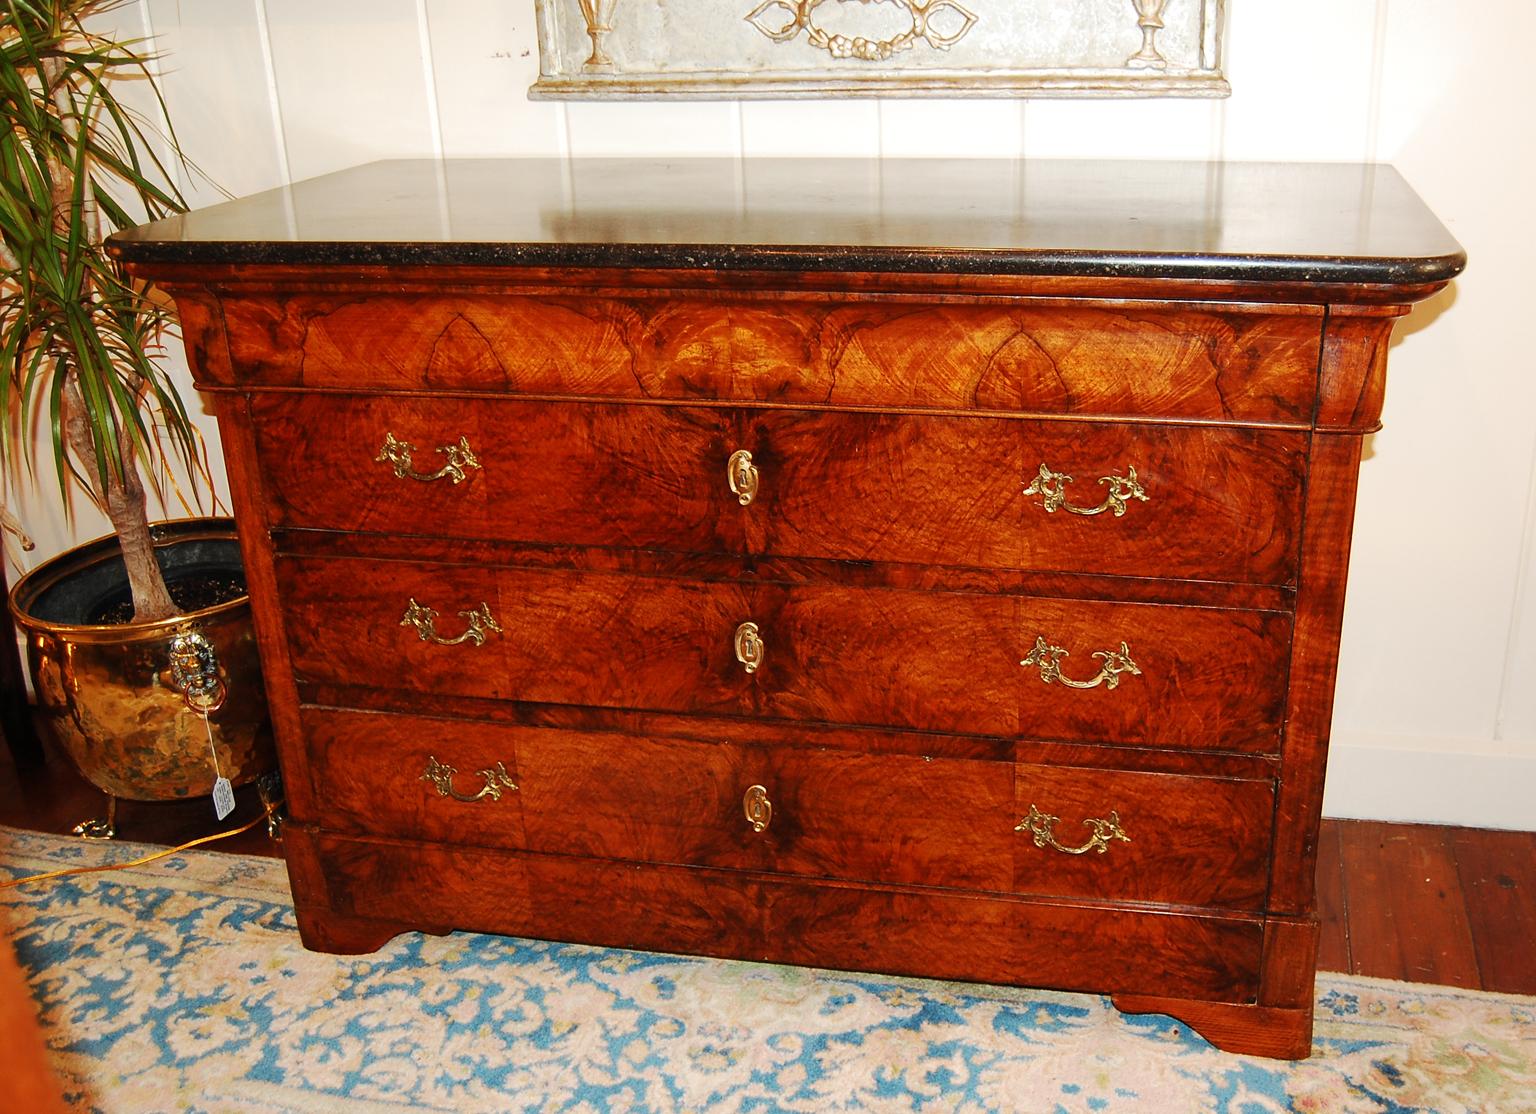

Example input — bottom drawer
[301,707,1273,910]
[288,826,1265,1004]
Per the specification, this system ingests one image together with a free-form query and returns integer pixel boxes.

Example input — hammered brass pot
[8,518,274,802]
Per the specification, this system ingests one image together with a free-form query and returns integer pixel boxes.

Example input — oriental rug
[2,825,1532,1113]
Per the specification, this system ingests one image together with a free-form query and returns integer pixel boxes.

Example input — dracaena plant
[0,0,197,622]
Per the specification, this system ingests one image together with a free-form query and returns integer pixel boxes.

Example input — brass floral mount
[1024,463,1148,518]
[1022,636,1141,691]
[746,0,978,62]
[421,756,519,803]
[376,431,481,485]
[1016,804,1130,855]
[400,599,503,647]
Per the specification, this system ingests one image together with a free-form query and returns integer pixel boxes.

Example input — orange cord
[1,806,278,891]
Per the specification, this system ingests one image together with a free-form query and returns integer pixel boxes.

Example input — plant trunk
[62,370,179,623]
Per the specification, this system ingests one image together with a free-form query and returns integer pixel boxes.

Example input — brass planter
[8,518,274,803]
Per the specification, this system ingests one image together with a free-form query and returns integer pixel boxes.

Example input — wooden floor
[2,742,1533,996]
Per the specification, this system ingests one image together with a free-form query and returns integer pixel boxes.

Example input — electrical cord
[0,801,281,891]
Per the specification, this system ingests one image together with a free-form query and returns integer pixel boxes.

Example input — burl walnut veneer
[112,158,1463,1059]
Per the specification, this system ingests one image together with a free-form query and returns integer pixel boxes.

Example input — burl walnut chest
[113,158,1462,1059]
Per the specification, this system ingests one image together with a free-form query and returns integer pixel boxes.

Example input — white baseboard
[1322,731,1535,830]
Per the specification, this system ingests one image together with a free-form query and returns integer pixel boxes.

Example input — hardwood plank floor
[2,742,1533,996]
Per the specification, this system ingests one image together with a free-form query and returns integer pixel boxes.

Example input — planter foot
[73,795,117,840]
[257,771,286,841]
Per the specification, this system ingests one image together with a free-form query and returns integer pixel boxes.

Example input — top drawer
[208,293,1322,422]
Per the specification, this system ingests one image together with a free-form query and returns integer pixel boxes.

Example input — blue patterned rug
[2,825,1532,1113]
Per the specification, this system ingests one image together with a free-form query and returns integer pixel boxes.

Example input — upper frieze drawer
[197,292,1322,422]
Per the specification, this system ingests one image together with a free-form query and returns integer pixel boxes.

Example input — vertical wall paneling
[877,101,1025,159]
[1217,0,1382,163]
[260,0,438,181]
[563,102,744,157]
[423,0,566,155]
[145,0,288,202]
[740,102,881,158]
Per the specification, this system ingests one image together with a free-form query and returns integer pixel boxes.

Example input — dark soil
[86,571,247,625]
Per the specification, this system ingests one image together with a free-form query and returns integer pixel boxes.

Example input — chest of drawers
[112,157,1463,1059]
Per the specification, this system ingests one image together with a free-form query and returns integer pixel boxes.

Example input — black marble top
[109,158,1465,288]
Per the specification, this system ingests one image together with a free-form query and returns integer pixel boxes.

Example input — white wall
[14,1,1530,828]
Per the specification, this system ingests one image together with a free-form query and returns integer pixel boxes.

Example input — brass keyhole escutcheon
[743,784,772,833]
[727,449,759,506]
[734,621,764,674]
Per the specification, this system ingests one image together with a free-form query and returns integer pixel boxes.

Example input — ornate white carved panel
[532,0,1227,100]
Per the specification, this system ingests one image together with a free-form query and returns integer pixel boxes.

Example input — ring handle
[1024,463,1148,518]
[377,432,481,485]
[1021,635,1141,691]
[401,599,503,647]
[727,449,759,506]
[1016,804,1130,855]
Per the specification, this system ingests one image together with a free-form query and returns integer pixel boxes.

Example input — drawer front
[215,293,1321,423]
[755,410,1305,584]
[252,394,1304,583]
[251,394,740,555]
[301,707,1014,892]
[277,556,1289,751]
[297,828,1265,1002]
[1012,763,1274,910]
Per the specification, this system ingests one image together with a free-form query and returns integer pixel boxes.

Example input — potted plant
[0,0,273,836]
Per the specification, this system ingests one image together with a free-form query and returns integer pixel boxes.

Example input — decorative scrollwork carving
[421,756,519,803]
[1024,463,1148,518]
[1021,636,1142,692]
[376,432,481,485]
[1015,804,1130,856]
[400,599,503,648]
[746,0,977,63]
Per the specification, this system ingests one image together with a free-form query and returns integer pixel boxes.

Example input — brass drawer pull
[727,449,759,506]
[421,755,518,803]
[377,431,482,485]
[734,621,764,673]
[1024,463,1147,517]
[1021,635,1140,691]
[1016,803,1129,855]
[743,784,773,832]
[401,598,503,647]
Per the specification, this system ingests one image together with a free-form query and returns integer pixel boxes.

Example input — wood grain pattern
[292,826,1265,1006]
[1337,823,1481,988]
[251,394,1305,584]
[208,293,1323,422]
[275,555,1290,750]
[1012,763,1274,910]
[1267,434,1363,914]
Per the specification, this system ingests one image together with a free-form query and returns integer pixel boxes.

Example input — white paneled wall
[15,1,1531,827]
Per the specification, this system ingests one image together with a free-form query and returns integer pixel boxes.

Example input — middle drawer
[276,554,1290,752]
[250,394,1306,584]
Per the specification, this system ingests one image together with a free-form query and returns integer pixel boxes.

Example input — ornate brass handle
[743,784,773,832]
[1016,804,1130,855]
[377,432,482,485]
[1024,463,1148,517]
[421,755,518,803]
[734,621,764,674]
[1021,635,1141,691]
[727,449,759,506]
[401,599,503,647]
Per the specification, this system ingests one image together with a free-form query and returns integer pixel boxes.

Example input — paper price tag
[212,775,236,821]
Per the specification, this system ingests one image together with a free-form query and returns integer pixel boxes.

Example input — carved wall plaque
[532,0,1227,100]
